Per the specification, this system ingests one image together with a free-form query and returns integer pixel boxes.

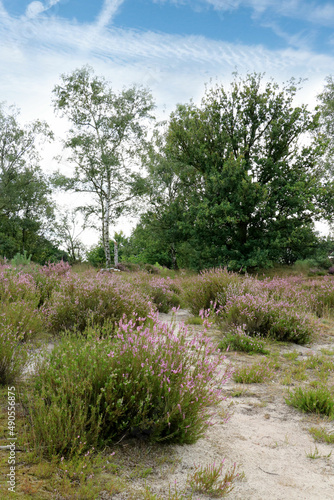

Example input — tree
[52,66,155,268]
[317,75,334,226]
[144,73,328,270]
[0,103,56,260]
[55,209,86,263]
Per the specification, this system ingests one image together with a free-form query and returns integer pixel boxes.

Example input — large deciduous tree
[0,103,56,261]
[142,73,328,270]
[52,66,155,268]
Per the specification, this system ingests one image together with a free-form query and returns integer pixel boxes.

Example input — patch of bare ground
[138,309,334,500]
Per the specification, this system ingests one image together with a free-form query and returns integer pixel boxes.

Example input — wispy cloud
[94,0,126,30]
[25,0,61,19]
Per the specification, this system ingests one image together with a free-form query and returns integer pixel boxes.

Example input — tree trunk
[114,241,118,267]
[103,197,111,268]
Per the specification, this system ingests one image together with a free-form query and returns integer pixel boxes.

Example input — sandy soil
[142,309,334,500]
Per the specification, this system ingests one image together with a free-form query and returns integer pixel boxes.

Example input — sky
[0,0,334,246]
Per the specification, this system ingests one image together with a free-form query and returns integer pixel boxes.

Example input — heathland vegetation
[1,70,334,497]
[0,262,334,497]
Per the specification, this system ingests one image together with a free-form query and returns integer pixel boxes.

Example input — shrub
[42,273,152,334]
[285,386,334,418]
[0,323,29,385]
[187,461,241,497]
[24,312,231,457]
[182,268,240,315]
[218,326,269,355]
[221,293,315,344]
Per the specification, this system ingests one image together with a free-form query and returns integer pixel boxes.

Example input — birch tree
[52,66,155,267]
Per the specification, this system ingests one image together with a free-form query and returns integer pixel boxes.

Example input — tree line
[1,68,334,270]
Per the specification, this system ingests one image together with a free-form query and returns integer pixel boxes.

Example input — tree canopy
[0,103,61,262]
[52,66,155,267]
[131,73,330,270]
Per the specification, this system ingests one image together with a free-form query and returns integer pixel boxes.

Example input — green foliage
[182,268,240,315]
[0,103,59,263]
[0,323,29,385]
[135,73,329,271]
[187,462,241,497]
[10,250,32,266]
[233,359,276,384]
[24,317,230,457]
[285,386,334,418]
[53,66,155,268]
[218,328,269,355]
[309,426,334,444]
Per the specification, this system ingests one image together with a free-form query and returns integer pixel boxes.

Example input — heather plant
[124,272,182,313]
[285,386,334,418]
[42,272,152,334]
[0,323,29,384]
[182,268,240,315]
[220,292,315,344]
[186,461,242,497]
[24,311,231,457]
[0,267,43,339]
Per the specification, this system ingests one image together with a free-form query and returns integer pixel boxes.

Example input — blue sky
[0,0,333,240]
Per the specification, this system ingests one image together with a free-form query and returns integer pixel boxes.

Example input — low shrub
[24,312,231,457]
[218,326,269,355]
[220,293,315,344]
[187,461,241,497]
[182,268,240,315]
[285,386,334,418]
[42,273,151,334]
[0,323,29,385]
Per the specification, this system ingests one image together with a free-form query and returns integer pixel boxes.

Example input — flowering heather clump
[220,292,315,344]
[128,273,182,312]
[42,272,152,334]
[0,267,43,339]
[31,261,72,306]
[25,311,231,457]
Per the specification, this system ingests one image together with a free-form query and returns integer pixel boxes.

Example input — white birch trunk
[104,194,111,268]
[114,241,118,267]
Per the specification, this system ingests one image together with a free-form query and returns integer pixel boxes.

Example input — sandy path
[150,309,334,500]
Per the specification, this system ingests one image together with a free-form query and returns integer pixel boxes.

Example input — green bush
[0,324,29,385]
[285,386,334,418]
[221,292,315,344]
[218,327,269,355]
[24,316,230,458]
[182,268,240,315]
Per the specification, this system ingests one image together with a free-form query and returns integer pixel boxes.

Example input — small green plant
[185,316,204,326]
[306,445,322,459]
[233,359,276,384]
[282,351,299,361]
[187,461,242,497]
[309,426,334,444]
[10,250,32,266]
[218,328,269,355]
[285,386,334,418]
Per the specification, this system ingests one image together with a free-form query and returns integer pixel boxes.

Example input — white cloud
[26,2,45,18]
[94,0,126,29]
[25,0,61,19]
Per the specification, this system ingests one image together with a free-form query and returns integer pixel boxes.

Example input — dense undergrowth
[1,263,334,497]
